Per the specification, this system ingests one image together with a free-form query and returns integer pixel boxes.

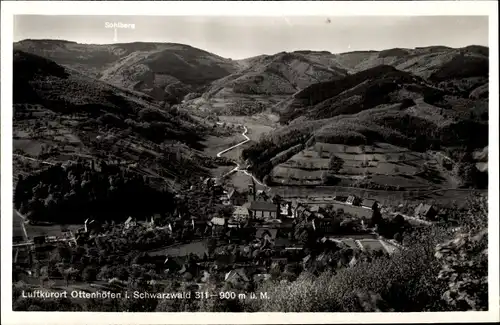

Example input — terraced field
[270,141,449,189]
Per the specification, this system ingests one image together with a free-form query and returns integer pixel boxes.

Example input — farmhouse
[249,201,279,220]
[225,268,250,288]
[346,195,362,206]
[229,189,247,206]
[255,190,270,202]
[124,217,136,229]
[414,203,438,220]
[209,217,227,236]
[210,217,226,227]
[232,206,250,222]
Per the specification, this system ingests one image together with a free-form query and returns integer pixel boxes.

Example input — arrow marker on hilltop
[104,22,136,43]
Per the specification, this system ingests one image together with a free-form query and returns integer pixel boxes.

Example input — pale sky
[13,15,488,59]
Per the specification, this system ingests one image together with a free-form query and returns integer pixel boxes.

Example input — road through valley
[216,124,267,188]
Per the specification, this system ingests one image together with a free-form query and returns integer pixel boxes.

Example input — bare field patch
[202,134,245,157]
[148,240,208,258]
[212,165,234,178]
[227,171,267,192]
[25,223,82,239]
[13,139,45,156]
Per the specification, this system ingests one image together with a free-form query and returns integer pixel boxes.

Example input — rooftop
[256,228,278,240]
[249,201,278,212]
[210,217,226,226]
[225,268,250,282]
[233,206,249,215]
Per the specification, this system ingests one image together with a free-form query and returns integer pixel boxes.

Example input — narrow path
[216,125,250,158]
[13,153,58,166]
[14,209,29,240]
[215,124,268,188]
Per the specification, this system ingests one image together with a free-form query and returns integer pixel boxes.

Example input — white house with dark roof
[209,217,226,227]
[225,268,250,288]
[232,206,250,222]
[124,217,136,229]
[414,203,438,220]
[346,195,361,206]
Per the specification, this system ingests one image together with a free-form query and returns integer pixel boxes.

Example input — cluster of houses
[201,181,401,254]
[12,173,440,289]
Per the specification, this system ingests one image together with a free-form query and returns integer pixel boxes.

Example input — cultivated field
[270,141,452,189]
[271,186,485,208]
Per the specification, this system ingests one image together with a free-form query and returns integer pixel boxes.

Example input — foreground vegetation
[13,196,487,312]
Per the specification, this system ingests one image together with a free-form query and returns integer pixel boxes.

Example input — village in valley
[12,159,442,308]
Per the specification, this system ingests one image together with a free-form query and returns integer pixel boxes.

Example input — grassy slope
[13,50,217,187]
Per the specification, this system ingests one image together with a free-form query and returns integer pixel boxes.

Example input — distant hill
[277,65,441,122]
[188,51,348,116]
[13,41,489,192]
[276,45,489,123]
[13,40,240,103]
[241,46,489,190]
[187,45,488,117]
[206,51,347,97]
[333,45,488,79]
[13,50,221,189]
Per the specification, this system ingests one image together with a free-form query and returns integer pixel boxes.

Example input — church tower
[248,178,256,202]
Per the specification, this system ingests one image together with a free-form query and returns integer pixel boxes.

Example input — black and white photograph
[1,1,499,324]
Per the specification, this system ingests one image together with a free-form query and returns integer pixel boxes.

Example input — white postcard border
[1,1,498,324]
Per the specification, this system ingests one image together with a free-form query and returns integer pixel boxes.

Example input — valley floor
[204,114,483,207]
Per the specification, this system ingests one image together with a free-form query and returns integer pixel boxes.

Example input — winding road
[216,124,267,188]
